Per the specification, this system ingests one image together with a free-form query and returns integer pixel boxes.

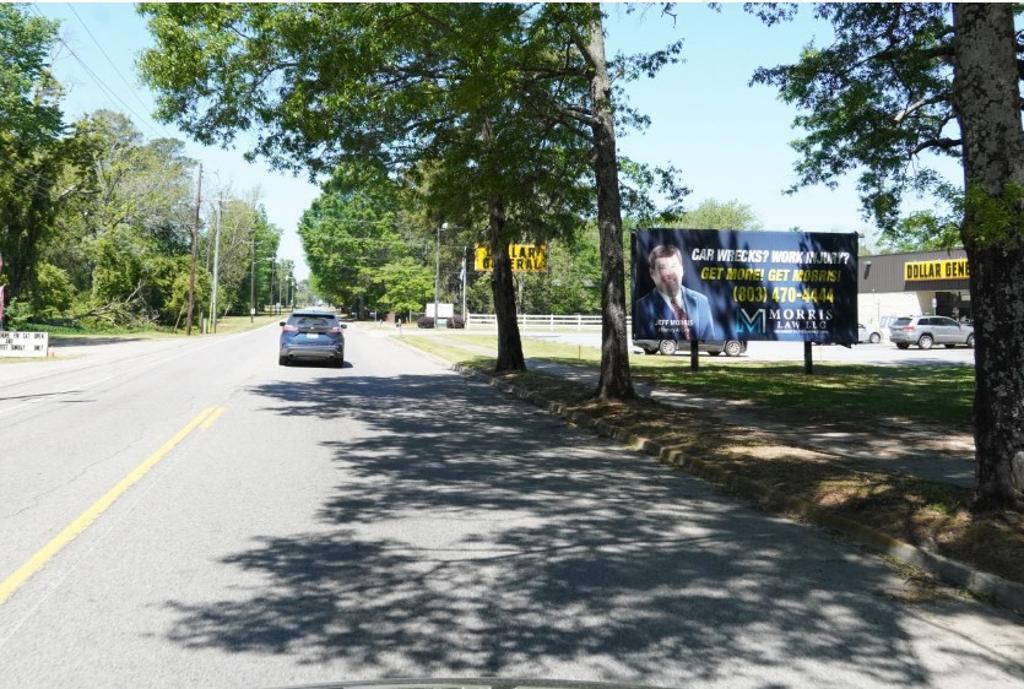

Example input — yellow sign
[474,244,548,272]
[904,258,970,281]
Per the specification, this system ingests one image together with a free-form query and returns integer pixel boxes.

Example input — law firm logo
[736,307,766,335]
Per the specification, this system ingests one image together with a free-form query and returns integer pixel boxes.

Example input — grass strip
[23,314,281,341]
[444,333,973,431]
[401,334,1023,588]
[210,315,281,335]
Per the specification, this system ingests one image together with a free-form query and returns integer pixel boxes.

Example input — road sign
[0,331,48,358]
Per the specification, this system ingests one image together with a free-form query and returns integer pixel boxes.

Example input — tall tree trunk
[582,11,635,401]
[488,195,526,372]
[952,4,1024,510]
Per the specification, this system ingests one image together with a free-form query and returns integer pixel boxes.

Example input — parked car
[634,338,747,357]
[857,323,882,344]
[888,315,974,350]
[279,311,346,366]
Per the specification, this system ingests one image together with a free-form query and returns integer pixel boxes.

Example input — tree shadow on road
[160,371,1024,686]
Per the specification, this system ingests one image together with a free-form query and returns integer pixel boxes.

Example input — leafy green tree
[0,5,61,143]
[298,163,407,313]
[374,257,434,318]
[0,5,72,300]
[876,210,961,253]
[673,199,762,230]
[202,194,280,317]
[27,262,75,319]
[38,111,199,326]
[753,3,1024,510]
[518,227,602,315]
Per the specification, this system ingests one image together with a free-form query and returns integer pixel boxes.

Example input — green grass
[630,361,973,428]
[210,314,281,335]
[401,335,495,368]
[430,332,974,430]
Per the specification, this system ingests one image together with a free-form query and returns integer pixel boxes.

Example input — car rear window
[891,318,911,326]
[287,315,336,328]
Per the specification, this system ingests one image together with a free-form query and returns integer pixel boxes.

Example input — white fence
[467,314,632,330]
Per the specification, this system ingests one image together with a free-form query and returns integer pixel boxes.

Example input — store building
[858,248,971,326]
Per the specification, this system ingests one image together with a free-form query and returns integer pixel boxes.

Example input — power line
[30,4,165,141]
[66,4,163,128]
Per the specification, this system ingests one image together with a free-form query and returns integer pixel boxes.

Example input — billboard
[474,244,547,272]
[632,229,858,344]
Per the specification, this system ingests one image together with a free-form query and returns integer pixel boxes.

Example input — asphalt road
[0,324,1021,688]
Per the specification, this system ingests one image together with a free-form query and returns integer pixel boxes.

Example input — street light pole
[186,163,202,335]
[461,246,467,321]
[250,237,256,323]
[209,194,222,333]
[435,222,448,324]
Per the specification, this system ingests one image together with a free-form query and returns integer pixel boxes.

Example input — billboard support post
[690,340,699,371]
[804,341,814,375]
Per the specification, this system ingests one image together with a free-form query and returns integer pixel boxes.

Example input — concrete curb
[450,361,1024,616]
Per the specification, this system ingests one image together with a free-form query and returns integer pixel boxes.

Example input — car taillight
[903,325,914,332]
[282,324,298,332]
[328,326,341,334]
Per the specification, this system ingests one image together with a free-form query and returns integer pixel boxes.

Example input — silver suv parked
[888,315,974,350]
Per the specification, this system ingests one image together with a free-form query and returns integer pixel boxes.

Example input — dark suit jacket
[634,286,719,342]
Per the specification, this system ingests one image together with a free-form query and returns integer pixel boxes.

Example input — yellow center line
[199,406,226,429]
[0,406,221,605]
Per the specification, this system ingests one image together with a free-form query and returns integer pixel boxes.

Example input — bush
[417,316,435,328]
[447,315,465,329]
[29,263,76,319]
[3,298,31,330]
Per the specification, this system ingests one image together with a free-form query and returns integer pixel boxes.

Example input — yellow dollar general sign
[474,244,548,272]
[904,258,970,281]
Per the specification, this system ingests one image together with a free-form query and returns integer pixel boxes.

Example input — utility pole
[186,164,202,335]
[461,247,467,320]
[250,237,256,323]
[268,260,275,314]
[279,266,285,313]
[209,194,222,333]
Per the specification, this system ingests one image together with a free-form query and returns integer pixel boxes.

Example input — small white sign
[0,331,49,358]
[425,302,454,318]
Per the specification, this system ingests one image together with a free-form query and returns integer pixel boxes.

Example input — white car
[857,323,882,344]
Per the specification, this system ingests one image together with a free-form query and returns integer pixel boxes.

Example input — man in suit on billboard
[635,244,719,342]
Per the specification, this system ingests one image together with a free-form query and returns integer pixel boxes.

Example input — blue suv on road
[279,311,346,367]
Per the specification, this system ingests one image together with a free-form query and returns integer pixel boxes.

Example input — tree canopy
[139,3,684,396]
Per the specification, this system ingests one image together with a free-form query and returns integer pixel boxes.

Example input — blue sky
[32,3,958,280]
